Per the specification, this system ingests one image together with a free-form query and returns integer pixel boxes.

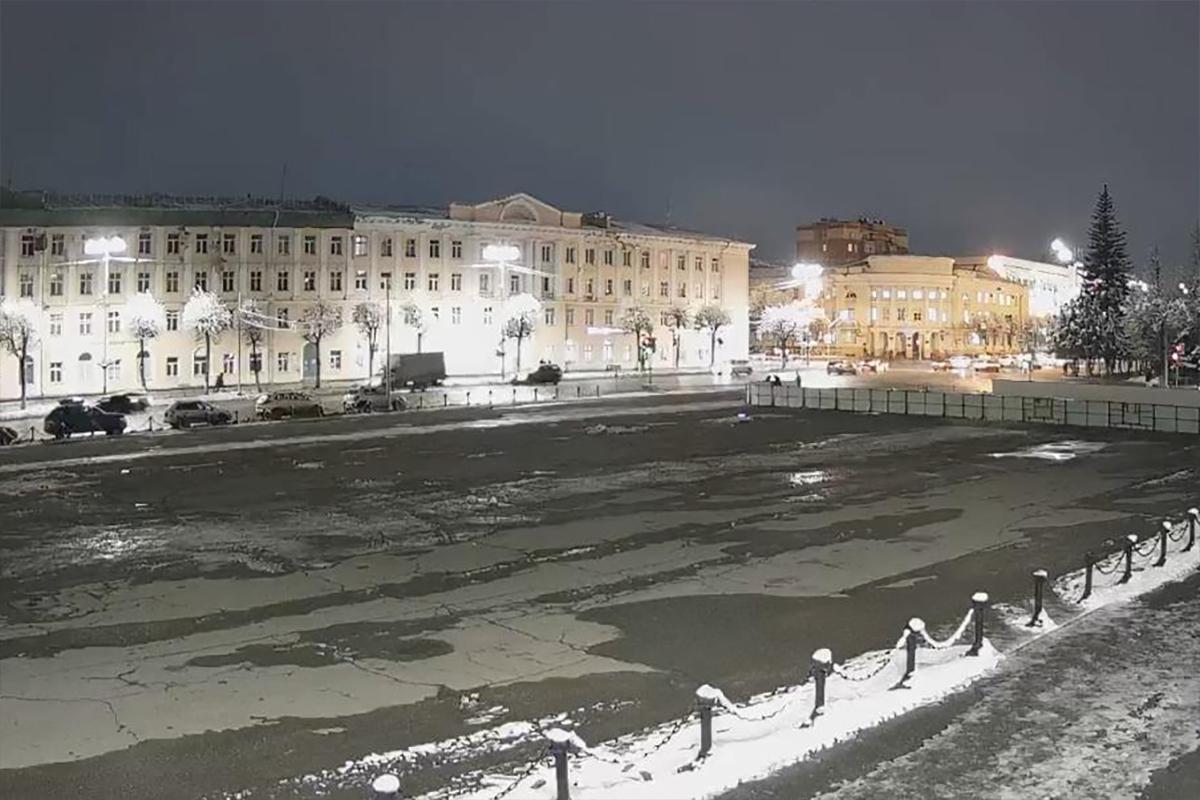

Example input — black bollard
[488,389,493,408]
[554,386,560,401]
[1027,571,1047,627]
[1082,552,1095,600]
[1185,508,1198,553]
[811,648,832,718]
[466,391,471,407]
[545,729,574,800]
[418,396,423,410]
[534,387,539,402]
[576,385,581,398]
[1120,534,1137,583]
[1155,521,1170,568]
[512,387,517,405]
[903,618,923,681]
[596,385,600,397]
[443,394,447,407]
[967,592,988,656]
[695,685,718,758]
[371,773,401,799]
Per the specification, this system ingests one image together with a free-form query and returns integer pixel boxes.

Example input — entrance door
[302,343,317,381]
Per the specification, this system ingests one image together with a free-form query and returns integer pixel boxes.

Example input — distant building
[956,255,1081,319]
[796,218,909,266]
[0,190,753,400]
[821,255,1030,359]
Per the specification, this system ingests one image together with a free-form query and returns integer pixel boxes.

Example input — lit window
[353,235,368,257]
[897,289,907,300]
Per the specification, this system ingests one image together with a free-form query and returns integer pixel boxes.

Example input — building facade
[958,255,1081,319]
[796,218,909,267]
[0,192,752,400]
[821,255,1030,359]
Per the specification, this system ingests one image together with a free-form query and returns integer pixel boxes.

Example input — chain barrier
[1134,538,1159,558]
[920,609,974,649]
[1094,552,1124,575]
[1168,524,1187,542]
[483,747,547,800]
[831,648,898,683]
[625,709,694,763]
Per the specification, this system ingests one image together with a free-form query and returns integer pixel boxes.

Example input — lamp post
[83,235,127,393]
[384,273,392,397]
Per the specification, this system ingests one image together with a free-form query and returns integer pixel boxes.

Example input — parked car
[931,360,952,372]
[826,360,857,376]
[0,426,18,446]
[164,400,232,429]
[856,359,890,373]
[342,384,407,413]
[513,363,564,385]
[948,355,974,370]
[96,393,150,414]
[728,359,754,378]
[255,391,324,420]
[973,358,1002,373]
[44,403,126,439]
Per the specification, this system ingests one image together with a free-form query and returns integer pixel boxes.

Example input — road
[1,392,1196,799]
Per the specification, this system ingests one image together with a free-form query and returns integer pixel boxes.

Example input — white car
[972,358,1002,373]
[948,355,973,370]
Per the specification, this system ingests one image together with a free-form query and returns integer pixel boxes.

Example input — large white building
[959,254,1082,318]
[0,191,752,400]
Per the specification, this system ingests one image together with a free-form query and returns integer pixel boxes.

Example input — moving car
[255,391,324,420]
[948,355,974,370]
[164,400,232,429]
[826,360,858,376]
[931,360,952,372]
[342,384,407,413]
[512,363,563,385]
[728,359,754,378]
[856,359,890,373]
[44,403,126,438]
[972,358,1002,373]
[96,393,150,414]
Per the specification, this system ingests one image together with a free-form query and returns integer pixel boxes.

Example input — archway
[302,342,318,381]
[911,332,922,360]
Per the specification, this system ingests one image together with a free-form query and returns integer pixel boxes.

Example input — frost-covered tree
[125,292,166,390]
[1126,248,1189,380]
[758,304,810,368]
[352,301,383,383]
[182,288,231,392]
[501,293,540,373]
[297,301,344,388]
[1078,185,1134,373]
[664,306,690,369]
[692,304,730,368]
[0,298,39,409]
[620,305,654,371]
[238,299,267,392]
[400,293,431,353]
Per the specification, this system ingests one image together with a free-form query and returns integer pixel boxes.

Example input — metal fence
[746,383,1200,435]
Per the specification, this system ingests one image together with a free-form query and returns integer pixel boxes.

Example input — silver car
[164,400,232,429]
[342,385,406,413]
[255,391,324,420]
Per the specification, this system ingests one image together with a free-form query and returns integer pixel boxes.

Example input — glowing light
[1050,238,1074,264]
[987,254,1005,271]
[791,262,823,280]
[84,235,126,256]
[482,244,521,263]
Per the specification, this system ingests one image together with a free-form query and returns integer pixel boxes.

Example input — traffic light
[1171,343,1184,364]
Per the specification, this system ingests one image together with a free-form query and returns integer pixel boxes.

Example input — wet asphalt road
[0,391,1197,799]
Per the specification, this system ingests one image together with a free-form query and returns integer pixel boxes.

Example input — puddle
[989,441,1107,462]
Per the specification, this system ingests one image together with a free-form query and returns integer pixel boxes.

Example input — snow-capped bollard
[371,773,401,799]
[811,648,832,718]
[1120,534,1137,584]
[1185,508,1198,553]
[1155,521,1171,568]
[1082,552,1095,600]
[967,592,988,656]
[695,684,719,758]
[545,728,577,800]
[1027,571,1047,627]
[903,618,924,681]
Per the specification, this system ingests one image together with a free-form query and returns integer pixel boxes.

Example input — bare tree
[297,301,344,388]
[182,289,231,392]
[126,292,165,390]
[692,304,730,367]
[0,299,39,409]
[665,306,690,369]
[758,304,809,368]
[400,297,430,353]
[352,301,383,383]
[620,305,654,371]
[239,298,266,392]
[502,294,540,374]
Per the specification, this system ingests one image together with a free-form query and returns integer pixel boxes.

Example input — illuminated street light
[1050,238,1074,264]
[83,235,128,393]
[84,235,127,256]
[482,244,521,264]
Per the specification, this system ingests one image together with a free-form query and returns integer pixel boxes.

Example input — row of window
[866,287,1017,306]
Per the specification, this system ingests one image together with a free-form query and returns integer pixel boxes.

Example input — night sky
[2,1,1197,265]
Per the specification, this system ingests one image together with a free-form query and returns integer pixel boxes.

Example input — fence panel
[963,394,985,420]
[886,390,907,414]
[924,392,946,416]
[854,388,872,412]
[1084,400,1109,427]
[1000,395,1024,422]
[1153,404,1179,433]
[1109,402,1155,431]
[1064,399,1088,427]
[983,395,1004,421]
[819,388,837,410]
[803,387,820,409]
[1178,406,1200,435]
[872,389,891,413]
[905,391,926,415]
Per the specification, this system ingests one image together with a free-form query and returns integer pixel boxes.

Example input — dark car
[513,363,563,385]
[163,400,232,429]
[255,391,324,420]
[342,385,407,413]
[44,404,126,439]
[826,360,857,376]
[96,393,150,415]
[0,426,18,446]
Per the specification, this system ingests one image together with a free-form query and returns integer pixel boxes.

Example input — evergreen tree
[1079,185,1133,373]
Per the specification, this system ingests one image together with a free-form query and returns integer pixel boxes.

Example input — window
[566,277,575,294]
[679,283,687,298]
[137,272,151,293]
[403,272,416,290]
[49,313,62,336]
[695,282,702,298]
[50,362,62,383]
[79,313,93,336]
[712,284,720,300]
[482,306,493,325]
[883,307,891,321]
[542,276,553,295]
[642,281,650,297]
[428,273,440,291]
[695,256,703,271]
[354,270,367,290]
[566,307,575,325]
[509,274,520,294]
[192,354,209,377]
[544,307,556,325]
[277,235,290,255]
[566,247,576,264]
[195,271,208,291]
[80,271,94,295]
[585,278,594,298]
[107,271,122,295]
[622,251,632,267]
[222,353,235,374]
[107,310,121,333]
[51,234,65,256]
[20,235,35,256]
[219,271,233,292]
[603,249,614,266]
[604,309,614,326]
[166,356,179,377]
[138,232,152,255]
[640,251,650,269]
[250,270,262,291]
[303,270,316,291]
[711,258,719,272]
[353,235,368,257]
[677,255,686,270]
[882,289,891,299]
[166,310,179,331]
[928,307,938,322]
[450,272,462,291]
[451,240,462,259]
[106,360,121,382]
[451,306,462,324]
[329,350,342,370]
[277,270,290,291]
[250,234,263,254]
[585,248,596,265]
[19,273,33,297]
[167,233,181,255]
[897,289,907,300]
[222,233,236,255]
[429,306,439,320]
[330,236,344,256]
[541,244,552,263]
[303,235,317,255]
[195,234,209,254]
[912,289,924,300]
[166,271,179,293]
[897,307,908,321]
[912,311,923,322]
[604,278,614,296]
[278,307,289,324]
[381,238,393,257]
[405,238,416,258]
[330,271,343,291]
[659,281,669,297]
[480,273,491,294]
[276,352,290,372]
[848,242,855,253]
[585,309,595,325]
[429,240,440,258]
[583,344,593,361]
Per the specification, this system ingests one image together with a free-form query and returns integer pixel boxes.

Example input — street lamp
[1050,238,1074,265]
[84,235,127,392]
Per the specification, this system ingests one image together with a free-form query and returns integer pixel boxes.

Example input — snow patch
[989,440,1107,462]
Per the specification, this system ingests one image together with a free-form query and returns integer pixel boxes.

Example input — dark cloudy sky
[2,1,1197,265]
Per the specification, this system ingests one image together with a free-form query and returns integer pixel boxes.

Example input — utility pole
[384,273,392,396]
[236,289,243,394]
